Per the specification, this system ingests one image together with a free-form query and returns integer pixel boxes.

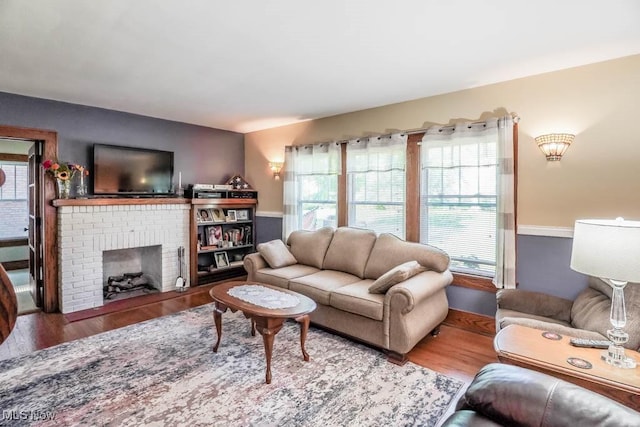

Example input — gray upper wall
[0,91,244,188]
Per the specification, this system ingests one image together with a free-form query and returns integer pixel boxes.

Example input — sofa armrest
[448,363,640,427]
[496,289,573,323]
[243,253,268,281]
[386,270,453,315]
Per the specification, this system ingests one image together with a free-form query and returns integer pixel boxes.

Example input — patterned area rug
[0,304,463,426]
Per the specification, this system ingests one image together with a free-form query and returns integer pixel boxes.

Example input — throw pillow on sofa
[257,239,297,269]
[368,261,426,294]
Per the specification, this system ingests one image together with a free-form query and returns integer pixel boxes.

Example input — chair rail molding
[517,225,573,238]
[256,211,283,218]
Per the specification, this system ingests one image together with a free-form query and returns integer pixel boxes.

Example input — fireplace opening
[102,245,162,303]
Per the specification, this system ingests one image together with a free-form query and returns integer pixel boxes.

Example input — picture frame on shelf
[198,208,212,223]
[214,251,229,268]
[211,208,225,222]
[206,225,222,247]
[226,210,237,222]
[236,209,249,221]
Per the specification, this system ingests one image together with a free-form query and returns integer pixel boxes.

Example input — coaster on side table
[542,331,562,340]
[567,357,593,369]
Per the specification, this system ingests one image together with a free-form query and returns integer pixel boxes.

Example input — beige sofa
[243,226,453,363]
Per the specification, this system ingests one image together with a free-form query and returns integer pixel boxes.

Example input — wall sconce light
[534,133,575,161]
[269,162,283,180]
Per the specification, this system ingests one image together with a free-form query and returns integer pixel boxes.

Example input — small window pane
[298,174,338,231]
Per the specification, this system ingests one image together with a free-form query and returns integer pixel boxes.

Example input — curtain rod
[292,113,520,147]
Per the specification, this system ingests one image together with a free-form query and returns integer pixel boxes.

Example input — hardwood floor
[0,285,497,385]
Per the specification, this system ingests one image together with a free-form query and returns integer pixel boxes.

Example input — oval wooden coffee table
[209,280,317,384]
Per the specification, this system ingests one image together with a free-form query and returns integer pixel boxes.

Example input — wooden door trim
[0,125,58,312]
[0,153,29,162]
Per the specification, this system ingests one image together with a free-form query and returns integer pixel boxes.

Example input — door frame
[0,125,58,312]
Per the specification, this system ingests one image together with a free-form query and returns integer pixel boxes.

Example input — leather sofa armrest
[449,363,640,427]
[243,253,268,281]
[441,410,502,427]
[496,289,573,322]
[386,270,453,314]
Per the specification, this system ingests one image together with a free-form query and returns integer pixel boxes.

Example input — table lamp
[570,218,640,369]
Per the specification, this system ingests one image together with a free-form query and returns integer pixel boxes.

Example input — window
[347,135,406,238]
[281,115,515,287]
[420,129,497,276]
[297,174,338,231]
[283,143,341,238]
[0,162,29,239]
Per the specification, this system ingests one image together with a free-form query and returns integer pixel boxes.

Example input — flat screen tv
[93,144,174,195]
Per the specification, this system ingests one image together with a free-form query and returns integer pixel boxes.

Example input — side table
[494,324,640,410]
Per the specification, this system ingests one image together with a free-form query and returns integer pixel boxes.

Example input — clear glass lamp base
[601,346,637,369]
[602,328,637,369]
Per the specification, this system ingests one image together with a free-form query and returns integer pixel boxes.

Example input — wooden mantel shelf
[52,197,191,207]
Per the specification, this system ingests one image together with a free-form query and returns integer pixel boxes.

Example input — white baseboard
[517,225,573,238]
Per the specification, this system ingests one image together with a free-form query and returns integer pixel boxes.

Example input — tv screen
[93,144,174,195]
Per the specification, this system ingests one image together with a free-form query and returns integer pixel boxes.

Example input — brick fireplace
[56,201,190,313]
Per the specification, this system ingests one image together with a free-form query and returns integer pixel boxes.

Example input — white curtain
[346,133,406,173]
[420,115,516,288]
[494,116,516,289]
[282,142,341,240]
[346,134,407,236]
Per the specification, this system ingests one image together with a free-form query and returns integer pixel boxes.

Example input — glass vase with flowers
[73,164,90,198]
[42,159,89,199]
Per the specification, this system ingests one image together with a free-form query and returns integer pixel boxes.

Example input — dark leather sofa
[442,363,640,427]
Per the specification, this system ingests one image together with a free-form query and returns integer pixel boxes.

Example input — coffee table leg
[295,314,311,361]
[212,302,227,352]
[251,319,256,337]
[254,317,284,384]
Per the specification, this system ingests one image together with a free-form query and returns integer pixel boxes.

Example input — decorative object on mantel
[226,174,253,190]
[74,164,90,198]
[42,159,89,199]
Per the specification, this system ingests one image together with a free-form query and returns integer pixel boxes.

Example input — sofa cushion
[571,278,640,350]
[257,239,297,268]
[286,227,334,269]
[253,264,320,289]
[368,261,426,294]
[289,270,361,306]
[364,233,450,280]
[330,281,384,321]
[322,227,377,278]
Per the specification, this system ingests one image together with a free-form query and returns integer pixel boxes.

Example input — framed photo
[198,208,212,223]
[226,210,237,222]
[211,208,225,222]
[206,225,222,247]
[214,251,229,268]
[236,209,249,220]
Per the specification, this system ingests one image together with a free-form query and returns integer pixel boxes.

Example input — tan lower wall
[245,54,640,227]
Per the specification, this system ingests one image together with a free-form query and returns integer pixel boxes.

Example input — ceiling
[1,1,639,134]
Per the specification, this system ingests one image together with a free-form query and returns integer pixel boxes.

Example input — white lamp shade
[570,219,640,283]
